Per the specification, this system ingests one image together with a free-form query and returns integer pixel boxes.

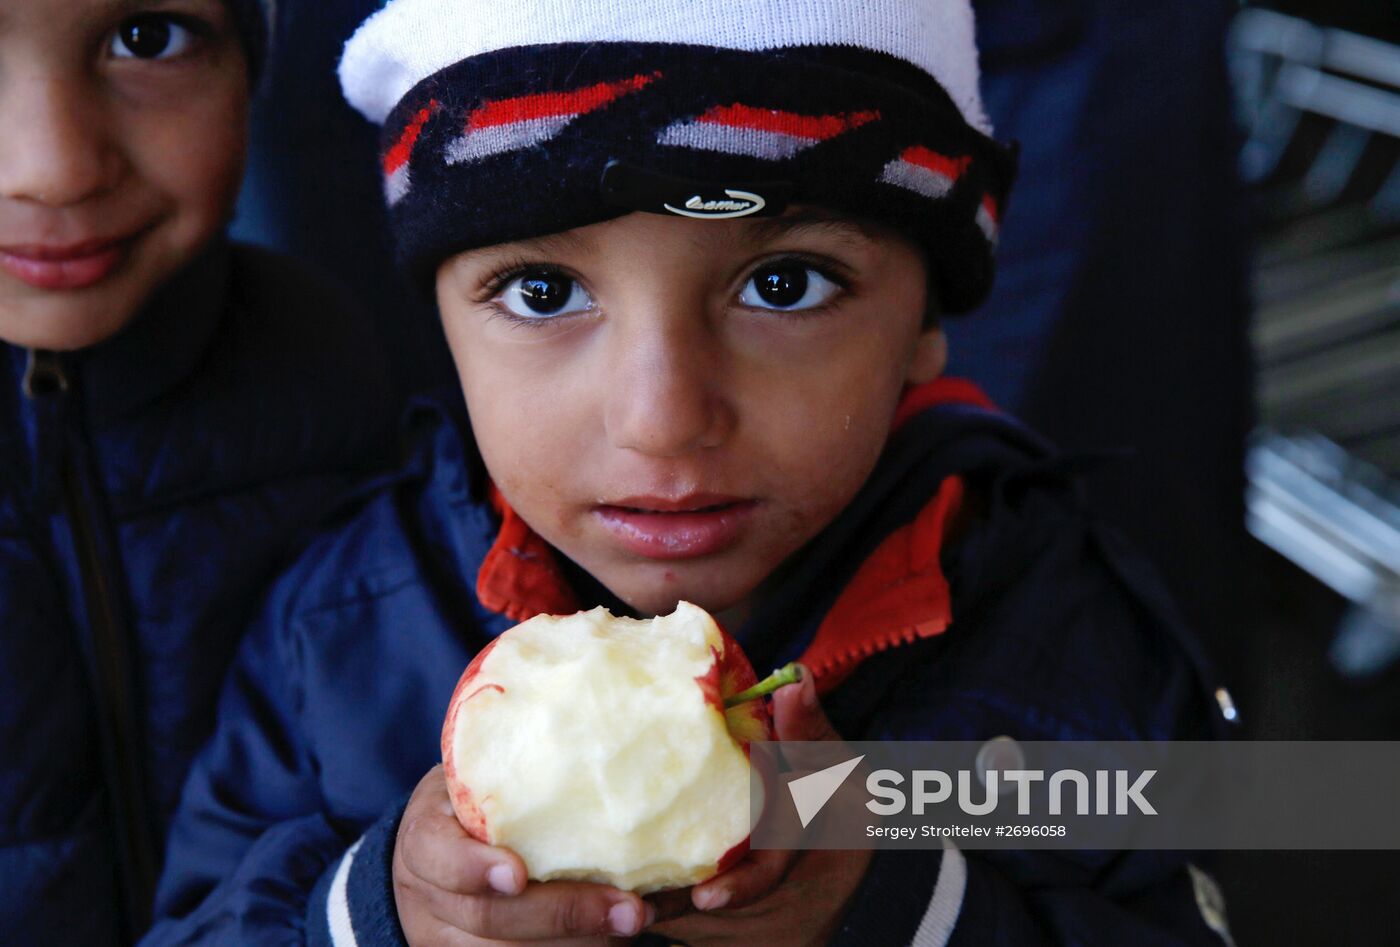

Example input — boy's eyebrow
[106,0,223,17]
[740,209,884,248]
[0,0,197,32]
[481,226,594,259]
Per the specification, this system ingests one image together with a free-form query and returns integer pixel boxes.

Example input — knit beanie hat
[224,0,273,79]
[338,0,1016,313]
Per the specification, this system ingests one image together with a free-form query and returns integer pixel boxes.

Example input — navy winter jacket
[0,242,397,946]
[147,379,1233,946]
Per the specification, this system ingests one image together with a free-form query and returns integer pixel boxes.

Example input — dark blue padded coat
[0,242,397,946]
[146,379,1234,946]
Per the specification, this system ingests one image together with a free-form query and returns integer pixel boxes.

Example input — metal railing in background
[1248,434,1400,672]
[1231,8,1400,674]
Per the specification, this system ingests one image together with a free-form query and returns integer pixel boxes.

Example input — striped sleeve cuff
[832,840,964,946]
[308,799,410,947]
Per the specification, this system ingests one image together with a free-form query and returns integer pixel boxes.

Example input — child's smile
[437,208,947,617]
[0,228,150,292]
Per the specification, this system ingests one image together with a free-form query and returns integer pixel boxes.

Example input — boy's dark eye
[754,265,808,308]
[111,15,196,60]
[497,269,594,320]
[521,275,570,313]
[741,262,841,312]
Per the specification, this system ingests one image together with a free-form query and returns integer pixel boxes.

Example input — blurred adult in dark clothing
[956,0,1254,668]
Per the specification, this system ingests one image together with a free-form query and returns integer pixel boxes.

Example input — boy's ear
[905,327,948,385]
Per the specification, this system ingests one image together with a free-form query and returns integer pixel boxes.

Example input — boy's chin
[0,273,157,352]
[0,304,137,352]
[605,571,757,624]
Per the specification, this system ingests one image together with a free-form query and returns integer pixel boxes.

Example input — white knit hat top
[340,0,992,135]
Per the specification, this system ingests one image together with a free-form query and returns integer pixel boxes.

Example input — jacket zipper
[24,349,156,942]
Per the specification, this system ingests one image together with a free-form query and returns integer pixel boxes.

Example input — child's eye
[110,15,198,60]
[739,262,841,312]
[496,269,594,320]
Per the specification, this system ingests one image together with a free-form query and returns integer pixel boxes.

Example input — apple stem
[724,662,803,708]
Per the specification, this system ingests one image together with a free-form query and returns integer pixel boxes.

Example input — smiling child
[148,1,1233,945]
[0,2,395,943]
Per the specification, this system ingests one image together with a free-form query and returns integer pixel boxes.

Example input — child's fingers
[396,765,528,897]
[424,880,656,941]
[689,847,796,911]
[398,806,526,896]
[770,665,842,742]
[643,887,694,923]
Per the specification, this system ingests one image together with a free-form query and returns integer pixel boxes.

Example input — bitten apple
[441,601,775,893]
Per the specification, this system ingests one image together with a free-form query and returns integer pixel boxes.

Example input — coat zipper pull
[22,348,71,399]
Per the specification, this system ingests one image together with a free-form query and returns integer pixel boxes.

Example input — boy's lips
[593,495,758,560]
[0,234,140,291]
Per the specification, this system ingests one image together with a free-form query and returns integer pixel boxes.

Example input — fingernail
[487,863,519,895]
[696,887,731,911]
[801,671,818,709]
[608,901,643,936]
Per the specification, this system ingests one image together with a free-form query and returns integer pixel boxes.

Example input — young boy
[0,2,396,944]
[149,0,1234,943]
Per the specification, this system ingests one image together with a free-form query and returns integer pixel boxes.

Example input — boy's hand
[393,765,655,946]
[645,668,874,945]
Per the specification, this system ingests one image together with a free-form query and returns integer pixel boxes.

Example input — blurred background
[231,1,1400,943]
[1218,3,1400,944]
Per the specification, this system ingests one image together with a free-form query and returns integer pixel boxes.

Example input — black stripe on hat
[382,42,1016,313]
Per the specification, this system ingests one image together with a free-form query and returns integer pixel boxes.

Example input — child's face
[437,209,945,618]
[0,0,248,351]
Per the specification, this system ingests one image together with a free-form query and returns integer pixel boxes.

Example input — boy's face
[0,0,248,351]
[437,209,946,618]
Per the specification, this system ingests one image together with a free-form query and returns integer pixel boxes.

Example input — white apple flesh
[441,601,774,893]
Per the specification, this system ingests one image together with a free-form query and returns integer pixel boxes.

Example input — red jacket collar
[799,473,963,693]
[476,377,995,684]
[477,483,581,623]
[891,376,997,430]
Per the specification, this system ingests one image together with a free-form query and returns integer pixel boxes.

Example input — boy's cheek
[136,88,250,225]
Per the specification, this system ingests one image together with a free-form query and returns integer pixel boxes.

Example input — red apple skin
[696,620,774,746]
[694,621,775,874]
[440,609,776,885]
[440,635,506,842]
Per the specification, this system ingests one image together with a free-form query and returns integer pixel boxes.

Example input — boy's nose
[603,322,735,458]
[0,78,122,207]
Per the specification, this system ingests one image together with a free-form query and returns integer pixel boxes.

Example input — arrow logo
[787,755,865,828]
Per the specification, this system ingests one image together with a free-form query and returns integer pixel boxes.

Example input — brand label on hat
[664,189,767,219]
[600,161,792,220]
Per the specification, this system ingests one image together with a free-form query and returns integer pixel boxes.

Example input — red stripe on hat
[981,193,1000,222]
[383,100,437,176]
[466,72,660,130]
[695,105,879,141]
[899,146,971,182]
